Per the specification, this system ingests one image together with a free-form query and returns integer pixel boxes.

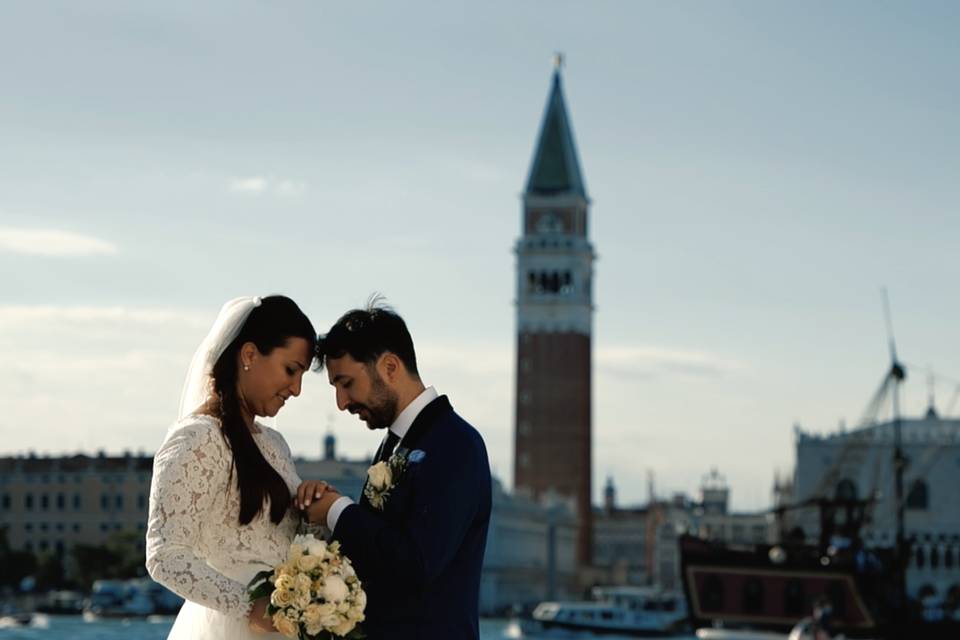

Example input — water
[0,616,699,639]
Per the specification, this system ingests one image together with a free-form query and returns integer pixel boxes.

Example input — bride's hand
[248,596,274,633]
[295,479,333,510]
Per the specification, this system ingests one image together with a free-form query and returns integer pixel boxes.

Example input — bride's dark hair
[209,295,316,525]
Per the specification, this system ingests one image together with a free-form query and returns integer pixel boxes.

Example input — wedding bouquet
[248,533,366,639]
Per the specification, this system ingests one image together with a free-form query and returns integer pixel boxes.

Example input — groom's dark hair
[317,296,419,377]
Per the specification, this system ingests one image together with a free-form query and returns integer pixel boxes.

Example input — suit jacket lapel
[357,396,451,511]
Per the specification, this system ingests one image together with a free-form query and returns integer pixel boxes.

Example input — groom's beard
[348,372,398,430]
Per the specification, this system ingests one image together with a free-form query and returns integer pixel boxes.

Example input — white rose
[321,575,349,603]
[367,462,392,490]
[304,537,328,557]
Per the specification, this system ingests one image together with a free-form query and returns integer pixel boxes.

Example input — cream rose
[332,617,357,636]
[270,587,295,608]
[301,603,327,635]
[297,554,321,573]
[286,543,305,562]
[320,611,341,629]
[367,462,392,489]
[270,574,298,608]
[272,610,299,639]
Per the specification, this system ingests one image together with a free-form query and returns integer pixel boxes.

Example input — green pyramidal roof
[525,70,587,198]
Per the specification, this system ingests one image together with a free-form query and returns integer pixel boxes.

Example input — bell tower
[514,60,595,566]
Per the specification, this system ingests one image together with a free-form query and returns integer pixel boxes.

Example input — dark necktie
[378,431,400,463]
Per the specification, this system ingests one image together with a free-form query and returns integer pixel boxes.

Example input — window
[137,494,146,510]
[56,493,65,510]
[40,494,49,510]
[115,494,124,510]
[25,493,34,510]
[1,494,9,510]
[785,579,806,615]
[101,493,110,511]
[907,480,929,510]
[701,575,725,611]
[73,524,81,533]
[73,494,81,510]
[742,578,764,613]
[836,478,858,501]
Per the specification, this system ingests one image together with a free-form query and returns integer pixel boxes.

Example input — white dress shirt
[326,386,439,530]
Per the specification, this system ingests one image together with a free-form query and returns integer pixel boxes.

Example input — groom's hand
[305,488,343,525]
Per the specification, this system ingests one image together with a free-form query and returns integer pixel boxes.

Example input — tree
[0,526,37,589]
[70,531,146,589]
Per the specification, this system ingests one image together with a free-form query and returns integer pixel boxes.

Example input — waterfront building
[787,410,960,600]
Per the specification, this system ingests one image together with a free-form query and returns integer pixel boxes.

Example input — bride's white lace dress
[146,415,301,639]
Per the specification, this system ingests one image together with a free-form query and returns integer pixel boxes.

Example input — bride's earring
[243,364,250,371]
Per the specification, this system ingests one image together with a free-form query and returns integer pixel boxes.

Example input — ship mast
[882,287,908,629]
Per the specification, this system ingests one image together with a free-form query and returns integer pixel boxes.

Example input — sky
[2,2,959,511]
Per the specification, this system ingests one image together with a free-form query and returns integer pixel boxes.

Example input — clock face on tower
[535,211,564,235]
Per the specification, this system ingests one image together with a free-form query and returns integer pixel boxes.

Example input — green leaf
[247,569,274,590]
[248,582,273,601]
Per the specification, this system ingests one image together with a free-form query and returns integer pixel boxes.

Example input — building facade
[591,478,649,586]
[0,453,153,558]
[514,64,595,567]
[481,478,578,613]
[789,412,960,600]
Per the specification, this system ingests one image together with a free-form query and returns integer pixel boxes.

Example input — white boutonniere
[363,449,408,510]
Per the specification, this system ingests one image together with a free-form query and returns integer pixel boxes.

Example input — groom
[305,303,492,640]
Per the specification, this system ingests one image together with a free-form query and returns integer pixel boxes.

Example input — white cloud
[229,176,306,197]
[229,176,269,193]
[0,227,117,257]
[597,345,746,379]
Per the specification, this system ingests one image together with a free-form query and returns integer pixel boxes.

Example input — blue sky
[2,1,958,509]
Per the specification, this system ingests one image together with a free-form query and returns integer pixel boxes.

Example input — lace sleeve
[145,419,251,620]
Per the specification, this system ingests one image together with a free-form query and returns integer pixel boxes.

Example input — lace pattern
[146,415,301,621]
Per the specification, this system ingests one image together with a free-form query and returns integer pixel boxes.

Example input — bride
[146,295,318,639]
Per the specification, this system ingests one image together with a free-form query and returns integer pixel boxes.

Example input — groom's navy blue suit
[332,395,492,640]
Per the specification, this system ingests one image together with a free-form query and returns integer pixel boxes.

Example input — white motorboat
[519,585,688,636]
